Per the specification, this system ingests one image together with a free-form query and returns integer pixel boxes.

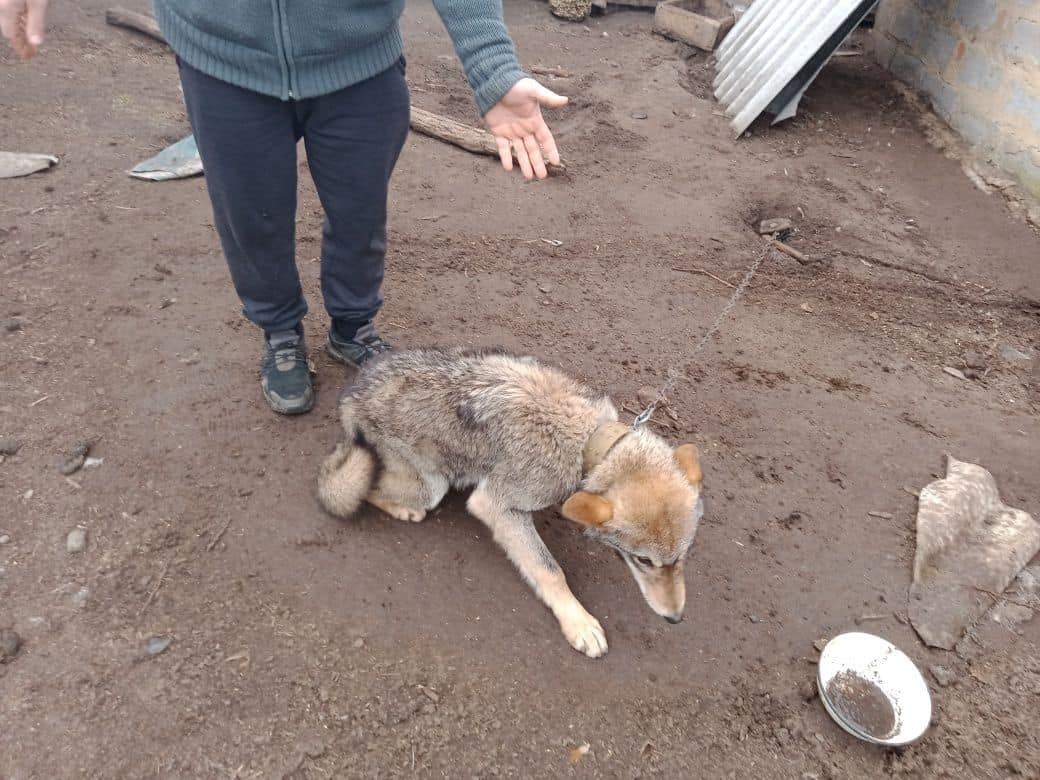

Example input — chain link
[632,245,773,429]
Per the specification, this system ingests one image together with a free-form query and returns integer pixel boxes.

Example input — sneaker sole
[325,340,365,368]
[262,383,315,416]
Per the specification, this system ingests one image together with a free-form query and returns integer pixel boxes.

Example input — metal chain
[632,244,774,429]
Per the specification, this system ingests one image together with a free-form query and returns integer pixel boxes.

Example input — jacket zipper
[272,0,295,99]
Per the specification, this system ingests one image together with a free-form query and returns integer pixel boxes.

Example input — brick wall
[873,0,1040,196]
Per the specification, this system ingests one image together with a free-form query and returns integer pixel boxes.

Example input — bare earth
[2,1,1039,777]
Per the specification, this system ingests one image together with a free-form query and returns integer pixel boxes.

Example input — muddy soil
[2,1,1039,777]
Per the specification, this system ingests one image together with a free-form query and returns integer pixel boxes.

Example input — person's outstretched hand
[484,77,568,181]
[0,0,48,59]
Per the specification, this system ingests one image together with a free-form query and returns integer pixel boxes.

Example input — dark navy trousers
[178,58,410,334]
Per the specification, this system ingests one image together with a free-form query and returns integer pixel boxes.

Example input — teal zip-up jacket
[153,0,526,114]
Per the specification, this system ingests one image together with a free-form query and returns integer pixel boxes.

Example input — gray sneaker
[326,321,392,368]
[261,328,315,415]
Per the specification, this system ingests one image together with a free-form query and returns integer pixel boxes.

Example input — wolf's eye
[636,555,654,567]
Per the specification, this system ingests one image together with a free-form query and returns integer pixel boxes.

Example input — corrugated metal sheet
[714,0,878,137]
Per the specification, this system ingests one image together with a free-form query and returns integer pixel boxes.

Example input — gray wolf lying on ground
[318,348,704,657]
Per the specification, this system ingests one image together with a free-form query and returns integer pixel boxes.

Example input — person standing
[1,0,566,414]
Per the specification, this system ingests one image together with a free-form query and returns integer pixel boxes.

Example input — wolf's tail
[317,412,376,519]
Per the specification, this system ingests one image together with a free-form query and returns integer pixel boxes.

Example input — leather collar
[582,421,631,476]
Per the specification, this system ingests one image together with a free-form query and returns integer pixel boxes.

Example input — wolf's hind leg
[367,450,429,523]
[466,483,608,658]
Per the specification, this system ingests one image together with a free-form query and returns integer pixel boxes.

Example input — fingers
[534,83,569,110]
[0,4,26,57]
[511,138,534,181]
[1,1,44,60]
[534,124,561,167]
[523,134,547,180]
[25,0,47,47]
[495,136,513,172]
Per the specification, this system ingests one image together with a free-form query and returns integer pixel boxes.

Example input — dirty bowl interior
[817,632,932,746]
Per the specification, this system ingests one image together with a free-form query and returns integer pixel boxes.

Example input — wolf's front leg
[467,485,607,658]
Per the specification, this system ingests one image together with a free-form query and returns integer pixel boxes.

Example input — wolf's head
[562,426,704,624]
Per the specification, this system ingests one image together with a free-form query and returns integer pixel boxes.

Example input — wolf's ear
[674,444,703,486]
[561,491,614,527]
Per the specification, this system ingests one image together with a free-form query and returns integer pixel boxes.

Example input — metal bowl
[817,632,932,746]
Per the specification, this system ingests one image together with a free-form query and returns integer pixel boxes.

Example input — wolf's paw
[559,608,608,658]
[391,506,426,523]
[367,496,427,523]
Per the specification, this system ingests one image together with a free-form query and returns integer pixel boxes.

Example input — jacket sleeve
[432,0,526,115]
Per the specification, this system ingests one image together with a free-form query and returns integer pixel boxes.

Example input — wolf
[317,348,704,657]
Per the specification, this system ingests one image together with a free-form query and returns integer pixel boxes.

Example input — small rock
[0,535,10,545]
[420,686,440,703]
[799,679,817,701]
[568,743,590,766]
[799,302,814,314]
[57,441,92,476]
[813,638,828,652]
[2,319,22,333]
[867,510,894,520]
[749,614,761,623]
[158,297,176,310]
[962,368,980,380]
[963,351,986,370]
[146,636,171,656]
[1014,567,1040,597]
[1000,345,1032,364]
[352,637,365,649]
[0,437,21,456]
[537,283,554,294]
[66,527,87,554]
[300,740,326,760]
[636,386,659,407]
[941,366,968,381]
[929,664,957,688]
[631,112,648,120]
[0,628,21,662]
[71,586,89,608]
[758,217,793,235]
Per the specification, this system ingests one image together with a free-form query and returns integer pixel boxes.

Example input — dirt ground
[2,1,1040,777]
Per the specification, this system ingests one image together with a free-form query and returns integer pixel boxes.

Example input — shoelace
[263,341,307,372]
[357,333,390,356]
[351,324,391,357]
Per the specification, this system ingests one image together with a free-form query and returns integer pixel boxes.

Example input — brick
[957,47,1003,93]
[953,0,998,32]
[1006,83,1040,132]
[1003,19,1040,67]
[653,0,734,52]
